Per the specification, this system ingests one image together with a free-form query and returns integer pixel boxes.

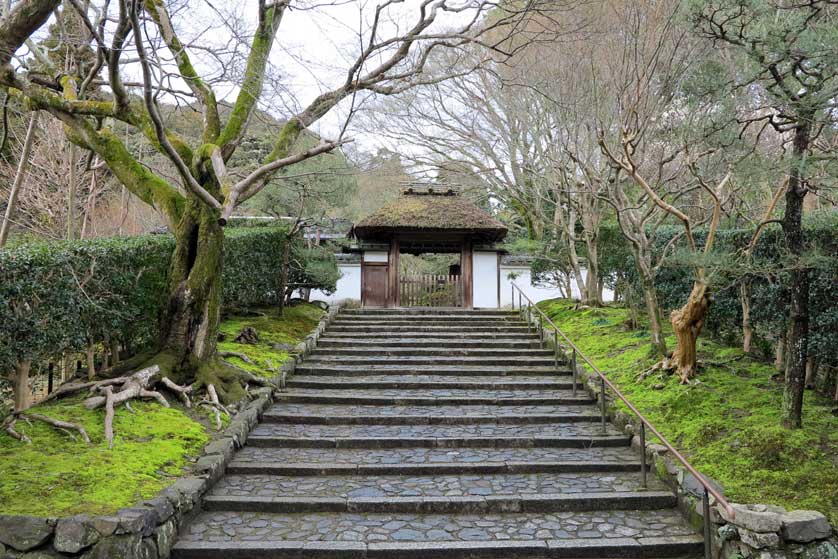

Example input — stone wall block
[780,511,832,543]
[53,516,99,554]
[721,504,785,533]
[0,516,55,552]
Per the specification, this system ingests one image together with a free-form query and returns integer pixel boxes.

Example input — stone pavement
[173,308,702,558]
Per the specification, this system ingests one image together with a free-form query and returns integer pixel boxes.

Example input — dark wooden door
[362,264,389,307]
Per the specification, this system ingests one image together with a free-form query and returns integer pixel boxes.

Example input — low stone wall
[0,387,275,559]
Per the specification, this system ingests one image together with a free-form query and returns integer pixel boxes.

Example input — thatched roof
[352,187,507,242]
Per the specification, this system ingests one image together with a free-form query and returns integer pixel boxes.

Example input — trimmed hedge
[0,227,337,374]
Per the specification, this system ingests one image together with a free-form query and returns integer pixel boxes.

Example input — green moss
[538,299,838,524]
[218,303,324,376]
[0,396,208,517]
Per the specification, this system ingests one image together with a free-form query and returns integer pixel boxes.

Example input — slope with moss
[0,303,325,517]
[538,299,838,524]
[217,303,325,376]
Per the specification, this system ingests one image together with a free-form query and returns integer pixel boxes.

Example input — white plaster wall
[499,266,614,307]
[473,252,499,308]
[363,251,388,263]
[304,263,361,303]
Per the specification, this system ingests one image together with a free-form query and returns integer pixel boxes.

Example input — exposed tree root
[219,351,255,365]
[3,412,91,445]
[234,327,260,344]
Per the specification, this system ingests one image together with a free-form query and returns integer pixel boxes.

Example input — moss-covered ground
[218,303,324,376]
[0,397,208,516]
[538,299,837,524]
[0,303,324,517]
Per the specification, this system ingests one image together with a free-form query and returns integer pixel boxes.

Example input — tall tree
[691,0,838,427]
[0,0,528,393]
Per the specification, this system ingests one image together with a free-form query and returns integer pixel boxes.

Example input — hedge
[595,211,838,389]
[0,227,337,374]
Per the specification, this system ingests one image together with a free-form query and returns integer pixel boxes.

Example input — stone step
[202,473,677,514]
[247,422,627,449]
[316,337,544,348]
[293,364,567,377]
[341,309,519,316]
[203,472,677,514]
[262,403,602,425]
[209,471,668,500]
[310,347,556,357]
[286,375,582,390]
[276,389,591,406]
[227,446,644,476]
[173,511,702,558]
[332,315,526,323]
[327,325,535,333]
[303,356,560,367]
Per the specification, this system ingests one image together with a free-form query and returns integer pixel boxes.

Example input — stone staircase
[173,308,703,558]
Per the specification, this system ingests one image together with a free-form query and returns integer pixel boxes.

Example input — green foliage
[288,243,339,295]
[217,303,325,375]
[0,396,208,516]
[0,227,338,378]
[538,299,838,524]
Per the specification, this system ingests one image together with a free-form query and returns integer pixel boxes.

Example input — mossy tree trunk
[668,282,711,383]
[12,360,31,413]
[160,197,224,377]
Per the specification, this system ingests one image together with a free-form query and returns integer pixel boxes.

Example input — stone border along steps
[172,308,703,559]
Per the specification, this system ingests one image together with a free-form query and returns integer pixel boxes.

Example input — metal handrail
[510,283,733,559]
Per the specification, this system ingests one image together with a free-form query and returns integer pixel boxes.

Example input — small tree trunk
[781,114,812,429]
[12,360,32,412]
[86,343,96,380]
[0,112,38,247]
[740,280,753,353]
[111,340,120,366]
[641,277,668,358]
[775,336,786,372]
[804,356,816,389]
[277,236,291,317]
[669,282,711,382]
[161,199,223,375]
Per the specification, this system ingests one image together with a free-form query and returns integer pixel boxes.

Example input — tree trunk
[86,343,96,380]
[669,282,711,382]
[12,360,31,412]
[781,114,812,429]
[160,199,224,375]
[641,277,668,358]
[277,235,291,317]
[0,112,38,247]
[774,335,786,372]
[804,356,816,389]
[740,280,753,353]
[585,235,602,307]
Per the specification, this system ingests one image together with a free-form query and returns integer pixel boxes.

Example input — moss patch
[538,299,838,524]
[218,303,325,376]
[0,396,208,517]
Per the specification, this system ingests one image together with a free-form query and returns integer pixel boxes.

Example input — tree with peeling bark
[0,0,531,398]
[689,0,838,426]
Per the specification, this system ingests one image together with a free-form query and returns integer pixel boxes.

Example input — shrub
[0,227,338,389]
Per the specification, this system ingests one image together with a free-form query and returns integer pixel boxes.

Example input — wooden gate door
[362,264,389,307]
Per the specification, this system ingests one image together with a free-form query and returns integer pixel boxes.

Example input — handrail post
[703,489,712,559]
[511,285,514,309]
[571,350,577,397]
[538,315,544,347]
[553,330,559,370]
[640,422,647,488]
[527,304,531,333]
[600,377,607,433]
